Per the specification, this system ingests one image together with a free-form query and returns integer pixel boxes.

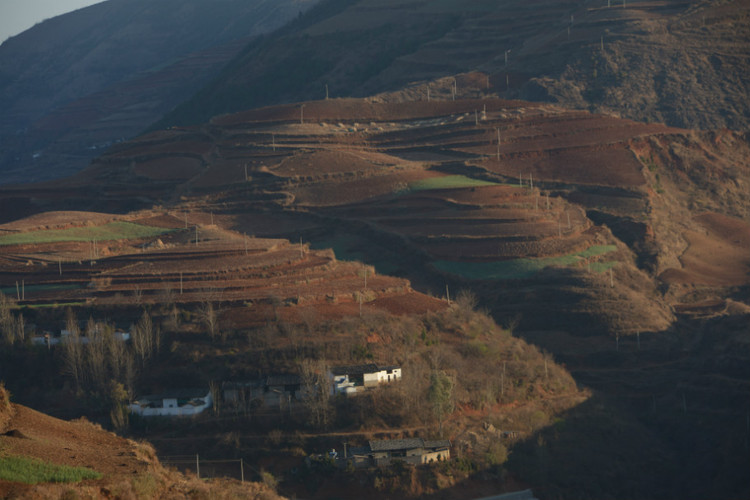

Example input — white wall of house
[129,392,212,417]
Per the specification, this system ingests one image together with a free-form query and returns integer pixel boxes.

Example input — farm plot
[271,149,416,179]
[420,228,602,260]
[292,169,428,207]
[476,146,646,187]
[0,222,174,246]
[433,244,618,280]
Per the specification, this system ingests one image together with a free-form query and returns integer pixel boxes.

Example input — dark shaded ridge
[155,3,461,128]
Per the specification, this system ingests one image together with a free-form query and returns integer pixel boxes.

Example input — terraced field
[0,211,443,325]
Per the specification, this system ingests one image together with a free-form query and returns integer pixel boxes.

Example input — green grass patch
[0,455,102,484]
[408,175,499,192]
[0,222,173,246]
[434,245,618,280]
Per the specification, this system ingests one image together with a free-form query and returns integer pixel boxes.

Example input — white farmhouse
[128,388,212,417]
[330,364,402,395]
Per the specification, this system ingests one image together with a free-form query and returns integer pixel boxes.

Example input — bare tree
[300,358,331,429]
[131,310,154,365]
[85,319,109,393]
[0,293,16,344]
[60,309,83,392]
[199,301,219,341]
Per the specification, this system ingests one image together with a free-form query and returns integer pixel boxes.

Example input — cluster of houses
[129,363,402,417]
[339,438,452,467]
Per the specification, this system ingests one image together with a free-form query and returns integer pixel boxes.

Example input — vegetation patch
[409,175,499,192]
[0,455,102,484]
[433,245,617,280]
[0,222,173,246]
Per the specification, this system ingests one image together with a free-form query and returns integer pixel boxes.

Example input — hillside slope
[162,0,750,133]
[0,0,319,184]
[0,385,283,499]
[11,91,744,498]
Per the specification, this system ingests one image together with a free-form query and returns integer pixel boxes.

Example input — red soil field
[660,212,750,287]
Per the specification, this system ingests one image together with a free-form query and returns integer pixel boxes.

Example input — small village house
[129,388,212,417]
[340,438,450,468]
[330,364,401,395]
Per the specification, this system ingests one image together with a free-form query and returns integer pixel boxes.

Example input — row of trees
[0,293,25,345]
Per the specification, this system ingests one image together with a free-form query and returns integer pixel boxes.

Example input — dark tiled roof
[369,438,425,452]
[222,380,264,390]
[137,388,210,402]
[347,446,371,456]
[424,440,451,450]
[331,364,380,376]
[265,374,301,386]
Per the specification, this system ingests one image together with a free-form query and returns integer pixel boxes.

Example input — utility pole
[300,104,305,125]
[58,258,62,276]
[196,454,200,479]
[325,84,329,100]
[446,284,450,304]
[427,86,431,102]
[496,128,501,160]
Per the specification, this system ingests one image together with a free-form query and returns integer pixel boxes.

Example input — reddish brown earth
[0,391,282,499]
[660,212,750,287]
[0,210,446,328]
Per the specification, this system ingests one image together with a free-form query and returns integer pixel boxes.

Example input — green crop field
[0,222,173,246]
[0,455,102,484]
[433,245,618,280]
[409,175,499,192]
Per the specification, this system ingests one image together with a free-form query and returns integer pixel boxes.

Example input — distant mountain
[0,0,319,185]
[162,0,750,132]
